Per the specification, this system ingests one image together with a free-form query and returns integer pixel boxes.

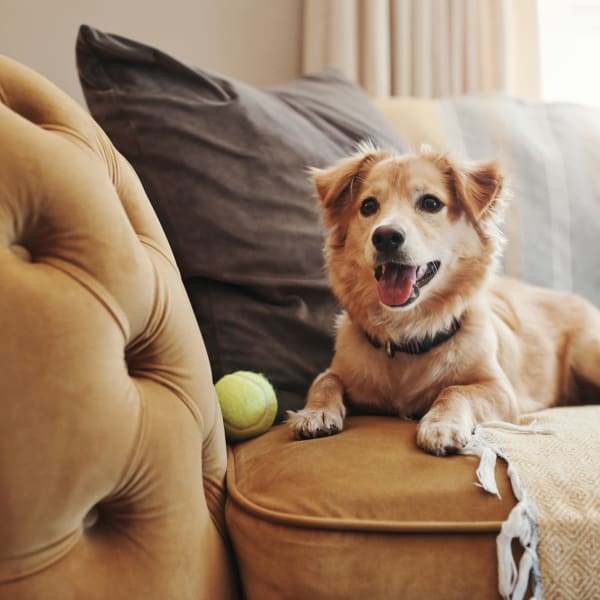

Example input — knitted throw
[462,407,600,600]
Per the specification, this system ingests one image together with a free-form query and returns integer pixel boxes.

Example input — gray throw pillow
[76,24,406,421]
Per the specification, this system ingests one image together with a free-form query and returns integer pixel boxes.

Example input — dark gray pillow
[76,25,406,421]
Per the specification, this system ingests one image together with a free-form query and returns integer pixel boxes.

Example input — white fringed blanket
[465,407,600,600]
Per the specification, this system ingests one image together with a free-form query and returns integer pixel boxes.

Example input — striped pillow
[375,95,600,306]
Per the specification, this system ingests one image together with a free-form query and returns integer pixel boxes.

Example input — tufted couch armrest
[0,56,238,599]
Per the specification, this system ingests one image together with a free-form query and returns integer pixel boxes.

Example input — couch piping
[226,447,504,534]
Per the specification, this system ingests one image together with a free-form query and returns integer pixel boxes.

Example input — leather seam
[41,256,130,342]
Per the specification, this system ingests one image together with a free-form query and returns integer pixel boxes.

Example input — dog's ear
[310,147,391,228]
[449,159,504,221]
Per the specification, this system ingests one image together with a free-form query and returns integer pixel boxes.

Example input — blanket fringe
[460,423,549,600]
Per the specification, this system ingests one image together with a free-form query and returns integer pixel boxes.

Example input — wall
[538,0,600,106]
[0,0,303,105]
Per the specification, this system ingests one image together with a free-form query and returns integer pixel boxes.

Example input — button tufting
[11,244,32,262]
[83,507,99,529]
[0,54,236,598]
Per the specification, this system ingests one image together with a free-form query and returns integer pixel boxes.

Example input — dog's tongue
[377,264,418,306]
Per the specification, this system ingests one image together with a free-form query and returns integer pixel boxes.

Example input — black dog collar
[365,317,461,358]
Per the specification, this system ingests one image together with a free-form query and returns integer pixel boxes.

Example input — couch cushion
[76,25,406,421]
[226,416,516,599]
[375,95,600,306]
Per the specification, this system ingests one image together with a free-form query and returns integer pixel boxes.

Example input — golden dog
[287,145,600,455]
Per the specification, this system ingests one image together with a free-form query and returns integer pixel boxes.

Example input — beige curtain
[302,0,540,98]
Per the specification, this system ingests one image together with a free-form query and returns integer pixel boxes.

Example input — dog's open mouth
[374,260,441,307]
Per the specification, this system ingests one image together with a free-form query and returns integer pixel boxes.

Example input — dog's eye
[417,194,444,214]
[360,197,379,217]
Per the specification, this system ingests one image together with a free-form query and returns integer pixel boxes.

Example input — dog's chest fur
[331,314,463,418]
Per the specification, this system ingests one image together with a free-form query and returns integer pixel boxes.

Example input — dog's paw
[416,417,474,456]
[286,407,345,440]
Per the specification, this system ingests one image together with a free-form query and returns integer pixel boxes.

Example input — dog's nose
[371,225,406,253]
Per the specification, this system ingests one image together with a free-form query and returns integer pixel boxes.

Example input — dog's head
[312,145,506,333]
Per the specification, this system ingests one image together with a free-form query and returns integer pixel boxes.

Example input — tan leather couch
[3,56,584,600]
[0,56,238,600]
[0,54,522,600]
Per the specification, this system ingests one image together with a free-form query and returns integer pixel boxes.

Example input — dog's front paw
[416,417,474,456]
[286,407,345,440]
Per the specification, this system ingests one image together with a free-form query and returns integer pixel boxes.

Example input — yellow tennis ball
[215,371,277,442]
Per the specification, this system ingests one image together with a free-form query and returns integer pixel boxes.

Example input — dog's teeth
[416,265,424,278]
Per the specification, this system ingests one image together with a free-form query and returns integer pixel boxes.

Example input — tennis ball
[215,371,277,442]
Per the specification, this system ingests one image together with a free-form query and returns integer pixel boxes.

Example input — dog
[287,144,600,455]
